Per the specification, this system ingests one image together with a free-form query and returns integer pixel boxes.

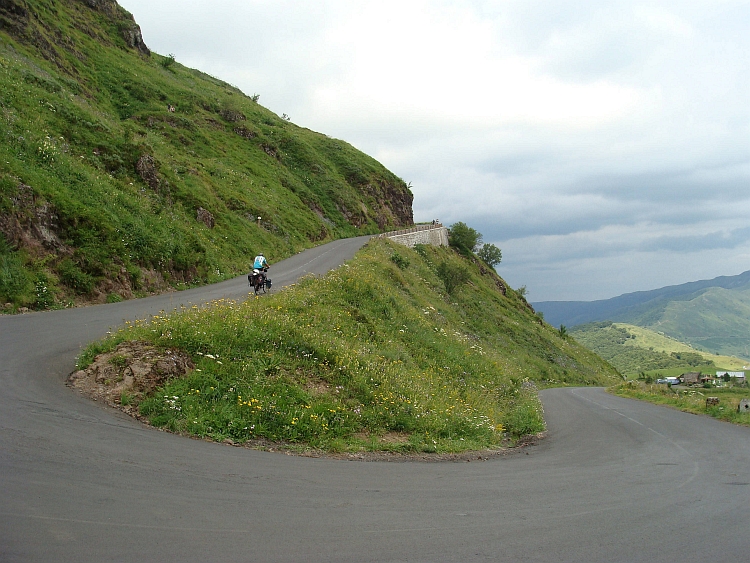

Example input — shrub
[390,252,410,270]
[0,252,32,303]
[160,54,176,69]
[34,277,55,309]
[436,261,469,295]
[58,258,95,295]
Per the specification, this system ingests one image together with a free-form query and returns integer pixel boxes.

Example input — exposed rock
[0,0,29,37]
[120,22,149,55]
[261,144,278,159]
[472,257,507,296]
[78,0,150,55]
[219,108,245,123]
[196,207,215,228]
[68,341,194,411]
[79,0,119,16]
[233,126,256,140]
[0,182,67,256]
[135,154,160,190]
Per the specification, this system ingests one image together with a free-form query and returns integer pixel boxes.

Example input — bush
[390,252,410,270]
[0,252,32,303]
[160,54,176,69]
[58,258,95,295]
[436,261,469,295]
[34,276,55,309]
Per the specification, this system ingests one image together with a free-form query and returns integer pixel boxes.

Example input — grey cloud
[638,227,750,253]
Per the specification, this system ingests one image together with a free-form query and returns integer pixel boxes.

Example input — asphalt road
[1,236,749,562]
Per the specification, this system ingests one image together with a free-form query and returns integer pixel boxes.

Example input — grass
[0,0,412,310]
[618,324,747,369]
[79,239,620,454]
[571,322,748,375]
[611,381,750,427]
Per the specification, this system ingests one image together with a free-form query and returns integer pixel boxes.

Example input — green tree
[448,222,482,256]
[477,243,502,268]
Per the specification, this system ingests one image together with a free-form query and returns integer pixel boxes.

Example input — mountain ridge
[535,270,750,359]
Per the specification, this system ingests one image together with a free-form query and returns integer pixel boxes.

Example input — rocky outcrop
[0,183,67,256]
[366,180,413,229]
[135,154,161,190]
[79,0,150,55]
[68,341,194,413]
[196,207,215,228]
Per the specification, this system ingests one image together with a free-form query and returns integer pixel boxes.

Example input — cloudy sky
[117,0,750,301]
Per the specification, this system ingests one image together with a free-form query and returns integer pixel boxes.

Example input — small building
[716,371,746,383]
[681,372,701,385]
[700,373,716,385]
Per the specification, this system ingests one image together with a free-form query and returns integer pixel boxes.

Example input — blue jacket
[253,255,268,269]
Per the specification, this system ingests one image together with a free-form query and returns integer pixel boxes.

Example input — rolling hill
[535,270,750,360]
[0,0,412,310]
[570,321,747,376]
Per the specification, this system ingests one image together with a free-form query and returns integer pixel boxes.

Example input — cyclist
[253,252,269,270]
[250,253,270,292]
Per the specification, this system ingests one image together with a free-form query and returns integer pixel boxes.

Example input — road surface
[1,236,749,562]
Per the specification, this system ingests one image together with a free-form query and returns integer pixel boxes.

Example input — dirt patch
[67,341,193,418]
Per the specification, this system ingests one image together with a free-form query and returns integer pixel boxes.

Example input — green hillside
[75,239,621,453]
[0,0,412,310]
[571,321,747,376]
[538,271,750,361]
[647,287,750,360]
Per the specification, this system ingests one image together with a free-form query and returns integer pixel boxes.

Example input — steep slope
[0,0,412,309]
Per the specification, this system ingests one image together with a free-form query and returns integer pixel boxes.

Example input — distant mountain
[534,270,750,360]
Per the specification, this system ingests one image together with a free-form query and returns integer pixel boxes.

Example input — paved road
[2,237,749,562]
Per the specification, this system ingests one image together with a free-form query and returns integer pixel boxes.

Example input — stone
[197,207,215,228]
[706,397,719,408]
[738,399,750,413]
[136,154,160,190]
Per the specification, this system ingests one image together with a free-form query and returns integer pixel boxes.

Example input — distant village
[656,371,747,387]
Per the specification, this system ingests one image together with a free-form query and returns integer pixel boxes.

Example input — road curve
[2,237,749,562]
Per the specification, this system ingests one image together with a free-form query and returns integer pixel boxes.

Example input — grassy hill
[0,0,412,310]
[536,271,750,360]
[74,239,621,454]
[571,322,746,376]
[646,287,750,360]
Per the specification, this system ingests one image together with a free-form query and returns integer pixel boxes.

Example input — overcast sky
[117,0,750,301]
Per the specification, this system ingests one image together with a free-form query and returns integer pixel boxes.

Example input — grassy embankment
[611,382,750,426]
[79,239,621,454]
[1,0,411,309]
